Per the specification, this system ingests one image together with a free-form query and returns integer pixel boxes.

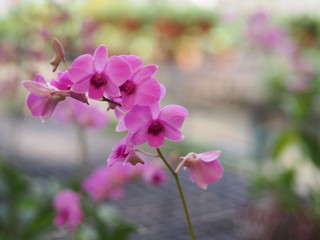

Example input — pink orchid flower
[107,134,144,167]
[82,164,132,202]
[23,74,69,122]
[178,151,223,190]
[140,160,167,186]
[68,44,131,99]
[118,55,161,110]
[53,189,83,232]
[114,83,166,132]
[124,104,188,148]
[55,98,108,129]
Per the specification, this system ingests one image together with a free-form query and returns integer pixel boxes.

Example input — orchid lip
[148,120,164,136]
[91,72,107,88]
[120,80,135,95]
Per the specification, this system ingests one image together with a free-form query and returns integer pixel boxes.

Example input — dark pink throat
[91,73,106,88]
[148,120,164,136]
[120,80,135,95]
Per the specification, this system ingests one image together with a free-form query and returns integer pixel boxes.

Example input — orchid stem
[102,96,122,107]
[76,125,90,176]
[134,148,160,157]
[156,148,196,240]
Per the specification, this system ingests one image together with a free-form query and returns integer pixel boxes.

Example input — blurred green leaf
[272,129,298,158]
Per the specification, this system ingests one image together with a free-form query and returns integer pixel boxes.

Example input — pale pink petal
[150,102,161,118]
[106,56,131,86]
[71,79,91,93]
[88,84,105,99]
[27,94,46,116]
[188,161,223,190]
[133,65,158,83]
[197,151,221,162]
[34,74,47,84]
[122,93,136,110]
[158,105,188,129]
[120,55,144,73]
[68,54,95,83]
[159,83,166,100]
[23,81,51,97]
[135,77,161,106]
[163,123,183,141]
[93,44,108,72]
[147,131,165,148]
[124,105,152,133]
[105,80,120,97]
[115,118,127,132]
[131,126,149,146]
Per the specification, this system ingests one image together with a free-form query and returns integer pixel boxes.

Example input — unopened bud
[126,151,145,166]
[50,38,66,72]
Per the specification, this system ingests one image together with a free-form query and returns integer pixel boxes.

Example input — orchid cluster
[23,39,223,240]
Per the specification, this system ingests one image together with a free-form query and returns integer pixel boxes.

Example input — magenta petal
[163,123,183,141]
[124,105,152,133]
[197,151,221,162]
[34,74,47,84]
[23,81,50,97]
[27,94,46,116]
[131,126,148,146]
[71,78,91,93]
[147,131,165,148]
[41,97,63,121]
[89,84,105,99]
[93,45,108,72]
[68,54,95,83]
[105,80,119,97]
[133,64,158,83]
[158,105,188,129]
[135,77,161,106]
[106,56,131,86]
[122,93,136,110]
[120,55,144,73]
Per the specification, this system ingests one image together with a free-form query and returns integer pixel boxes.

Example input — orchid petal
[124,105,152,133]
[133,64,158,83]
[68,54,95,83]
[158,105,188,129]
[106,56,131,86]
[93,44,108,72]
[23,81,51,97]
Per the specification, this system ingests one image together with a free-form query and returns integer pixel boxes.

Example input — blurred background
[1,0,320,239]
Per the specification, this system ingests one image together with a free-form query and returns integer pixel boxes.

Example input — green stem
[156,148,196,240]
[76,125,90,176]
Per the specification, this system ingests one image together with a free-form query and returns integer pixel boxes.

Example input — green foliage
[0,159,55,240]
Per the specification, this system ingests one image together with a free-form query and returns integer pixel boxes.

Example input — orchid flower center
[115,145,127,159]
[148,120,164,136]
[91,73,106,88]
[119,80,135,95]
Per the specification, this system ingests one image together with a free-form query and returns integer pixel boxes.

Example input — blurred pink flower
[179,151,223,190]
[83,164,134,202]
[68,45,131,99]
[247,10,296,57]
[140,160,167,186]
[55,98,108,129]
[53,189,83,232]
[124,104,188,148]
